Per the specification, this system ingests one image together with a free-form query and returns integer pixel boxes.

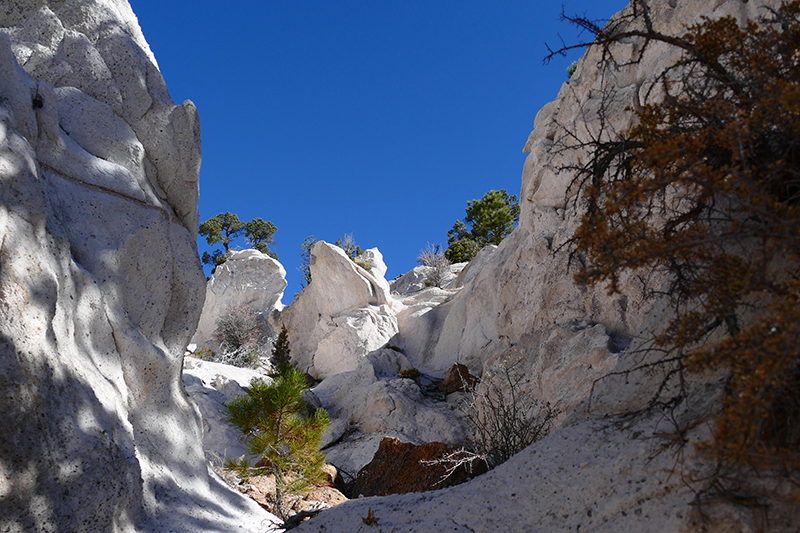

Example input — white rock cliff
[277,241,402,380]
[0,2,274,531]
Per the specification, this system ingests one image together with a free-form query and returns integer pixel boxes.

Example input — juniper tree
[245,218,278,259]
[445,190,520,263]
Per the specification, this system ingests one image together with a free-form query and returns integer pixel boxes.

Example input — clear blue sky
[129,0,628,299]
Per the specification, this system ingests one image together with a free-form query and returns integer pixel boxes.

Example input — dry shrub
[214,304,268,368]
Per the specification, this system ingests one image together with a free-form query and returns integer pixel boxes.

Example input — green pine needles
[224,367,330,519]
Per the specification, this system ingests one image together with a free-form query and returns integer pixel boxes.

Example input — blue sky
[129,0,629,299]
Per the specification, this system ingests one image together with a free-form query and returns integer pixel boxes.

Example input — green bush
[566,60,578,78]
[445,190,519,263]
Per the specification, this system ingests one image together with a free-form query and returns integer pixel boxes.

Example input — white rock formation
[193,248,287,350]
[386,247,496,373]
[276,241,402,379]
[296,408,797,533]
[313,348,469,472]
[0,2,274,531]
[293,0,799,531]
[452,244,496,288]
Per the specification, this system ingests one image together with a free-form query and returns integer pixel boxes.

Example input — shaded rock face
[182,357,267,464]
[313,349,469,449]
[350,437,487,498]
[193,248,287,350]
[0,2,272,531]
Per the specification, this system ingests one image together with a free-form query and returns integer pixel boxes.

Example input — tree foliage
[245,218,278,259]
[298,235,318,288]
[225,368,330,520]
[199,212,279,269]
[562,1,800,476]
[335,233,363,261]
[199,212,245,253]
[272,324,292,374]
[445,189,520,263]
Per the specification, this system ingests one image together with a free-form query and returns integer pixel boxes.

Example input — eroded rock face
[182,357,268,464]
[0,2,272,531]
[277,242,401,380]
[313,349,468,447]
[297,410,800,533]
[193,248,287,350]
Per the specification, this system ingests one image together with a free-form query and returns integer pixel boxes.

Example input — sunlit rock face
[277,241,401,380]
[0,2,273,531]
[193,248,288,351]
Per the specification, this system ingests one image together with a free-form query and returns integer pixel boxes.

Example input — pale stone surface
[276,242,402,379]
[296,411,800,533]
[312,348,469,477]
[322,433,389,482]
[481,321,620,422]
[317,349,468,444]
[182,357,269,464]
[422,3,787,375]
[0,2,274,531]
[193,248,287,350]
[453,244,496,288]
[390,291,457,374]
[358,247,390,289]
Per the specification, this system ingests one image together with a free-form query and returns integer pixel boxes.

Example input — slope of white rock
[0,2,274,531]
[182,356,269,465]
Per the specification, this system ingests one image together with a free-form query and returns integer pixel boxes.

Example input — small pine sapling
[272,325,292,374]
[225,368,330,520]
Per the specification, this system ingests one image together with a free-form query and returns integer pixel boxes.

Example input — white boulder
[313,348,470,475]
[193,248,287,350]
[276,242,402,379]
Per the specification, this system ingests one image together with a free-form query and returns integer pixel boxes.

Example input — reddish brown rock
[350,437,488,497]
[437,363,479,394]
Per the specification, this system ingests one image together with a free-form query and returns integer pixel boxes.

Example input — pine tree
[224,368,330,520]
